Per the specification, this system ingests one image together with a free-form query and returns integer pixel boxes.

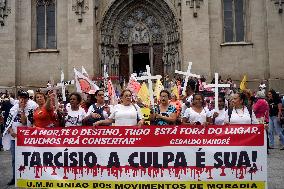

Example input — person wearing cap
[5,90,38,185]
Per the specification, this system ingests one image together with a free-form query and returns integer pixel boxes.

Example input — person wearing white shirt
[6,91,37,186]
[83,90,111,126]
[212,95,227,125]
[94,89,144,126]
[182,93,212,125]
[225,93,258,124]
[64,93,86,127]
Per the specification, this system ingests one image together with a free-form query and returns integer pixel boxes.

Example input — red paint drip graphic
[18,165,262,180]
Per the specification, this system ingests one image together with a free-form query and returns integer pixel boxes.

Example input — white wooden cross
[136,65,162,108]
[204,73,230,112]
[56,70,74,102]
[175,62,200,96]
[103,64,109,100]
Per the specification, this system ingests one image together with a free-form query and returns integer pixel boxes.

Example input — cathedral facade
[0,0,283,92]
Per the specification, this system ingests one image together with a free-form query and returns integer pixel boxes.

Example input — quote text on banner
[16,125,267,188]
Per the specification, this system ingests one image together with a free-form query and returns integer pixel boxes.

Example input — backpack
[228,106,253,124]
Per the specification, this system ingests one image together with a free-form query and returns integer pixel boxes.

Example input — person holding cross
[182,93,212,125]
[211,95,227,125]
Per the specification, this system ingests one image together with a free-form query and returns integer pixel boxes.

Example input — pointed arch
[100,0,181,77]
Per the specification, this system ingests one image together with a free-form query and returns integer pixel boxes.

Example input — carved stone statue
[72,0,89,22]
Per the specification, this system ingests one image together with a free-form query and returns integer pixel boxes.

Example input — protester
[259,81,266,93]
[242,89,253,107]
[253,90,270,154]
[93,89,144,126]
[33,91,57,128]
[83,90,96,112]
[267,89,284,150]
[0,95,13,139]
[27,90,35,100]
[9,93,17,105]
[212,95,227,125]
[180,82,195,117]
[170,93,182,118]
[182,93,212,125]
[83,89,110,126]
[224,92,258,124]
[253,91,269,123]
[151,90,177,125]
[5,90,37,185]
[64,92,86,127]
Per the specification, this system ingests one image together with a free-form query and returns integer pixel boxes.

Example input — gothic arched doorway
[100,0,181,79]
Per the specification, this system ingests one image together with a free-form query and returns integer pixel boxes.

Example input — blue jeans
[269,116,284,147]
[10,140,15,180]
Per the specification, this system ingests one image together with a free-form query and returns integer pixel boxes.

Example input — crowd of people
[0,76,284,185]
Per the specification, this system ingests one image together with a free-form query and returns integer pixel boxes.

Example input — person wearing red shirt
[33,91,56,128]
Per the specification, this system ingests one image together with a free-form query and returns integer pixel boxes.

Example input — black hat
[18,90,29,99]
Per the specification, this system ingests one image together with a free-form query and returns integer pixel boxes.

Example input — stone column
[149,43,154,74]
[114,49,119,77]
[128,44,133,74]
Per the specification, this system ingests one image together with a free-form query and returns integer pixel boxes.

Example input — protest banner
[16,125,267,189]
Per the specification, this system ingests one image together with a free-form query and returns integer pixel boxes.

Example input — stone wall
[181,0,211,78]
[0,0,16,87]
[266,0,284,92]
[209,0,268,83]
[0,0,283,93]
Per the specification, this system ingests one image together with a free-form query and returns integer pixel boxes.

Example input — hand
[48,91,56,100]
[137,120,144,127]
[11,132,17,138]
[91,113,101,119]
[104,106,111,115]
[203,122,210,126]
[93,121,101,126]
[189,121,196,125]
[155,114,162,119]
[213,112,219,118]
[19,98,27,110]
